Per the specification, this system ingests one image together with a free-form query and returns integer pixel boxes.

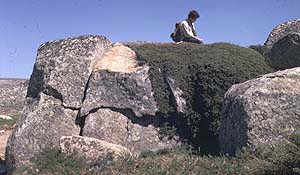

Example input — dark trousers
[183,37,203,44]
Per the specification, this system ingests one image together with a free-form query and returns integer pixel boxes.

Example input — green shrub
[127,42,273,154]
[249,44,268,57]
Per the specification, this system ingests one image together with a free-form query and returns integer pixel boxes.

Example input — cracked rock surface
[219,67,300,155]
[82,108,178,153]
[81,66,158,117]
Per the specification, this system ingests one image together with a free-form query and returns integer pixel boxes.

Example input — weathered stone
[165,76,186,113]
[265,19,300,50]
[219,67,300,155]
[82,108,179,154]
[26,35,112,109]
[81,66,158,117]
[81,43,157,117]
[60,135,131,163]
[0,79,28,118]
[6,93,80,172]
[94,43,142,73]
[266,32,300,70]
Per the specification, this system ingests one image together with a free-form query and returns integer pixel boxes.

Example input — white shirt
[180,20,196,39]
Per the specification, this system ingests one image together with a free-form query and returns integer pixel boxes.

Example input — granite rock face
[0,79,28,118]
[266,32,300,70]
[6,93,80,172]
[60,135,130,163]
[81,66,158,117]
[264,19,300,50]
[26,35,112,109]
[219,67,300,155]
[81,43,157,117]
[82,108,179,153]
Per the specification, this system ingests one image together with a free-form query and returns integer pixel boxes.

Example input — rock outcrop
[0,79,28,118]
[5,36,277,174]
[6,35,112,172]
[6,38,180,174]
[219,67,300,155]
[60,135,130,163]
[266,32,300,70]
[264,19,300,50]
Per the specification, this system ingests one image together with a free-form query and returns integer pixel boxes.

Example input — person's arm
[192,23,204,42]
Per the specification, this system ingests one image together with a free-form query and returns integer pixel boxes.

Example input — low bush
[127,42,273,154]
[249,44,268,57]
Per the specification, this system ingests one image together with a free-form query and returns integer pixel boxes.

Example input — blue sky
[1,0,299,78]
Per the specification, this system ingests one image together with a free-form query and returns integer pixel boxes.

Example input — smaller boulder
[60,135,131,163]
[219,67,300,155]
[264,19,300,50]
[266,32,300,70]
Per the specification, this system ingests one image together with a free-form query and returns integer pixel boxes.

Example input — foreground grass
[16,135,300,175]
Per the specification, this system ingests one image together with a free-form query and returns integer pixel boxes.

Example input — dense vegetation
[16,134,300,175]
[249,44,268,57]
[127,42,273,154]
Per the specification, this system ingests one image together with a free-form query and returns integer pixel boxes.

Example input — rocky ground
[0,129,11,175]
[0,78,28,175]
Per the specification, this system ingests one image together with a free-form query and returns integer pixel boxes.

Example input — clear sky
[1,0,299,78]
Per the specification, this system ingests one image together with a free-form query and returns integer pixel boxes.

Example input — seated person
[179,10,204,44]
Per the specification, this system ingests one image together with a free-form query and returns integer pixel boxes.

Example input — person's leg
[183,37,203,44]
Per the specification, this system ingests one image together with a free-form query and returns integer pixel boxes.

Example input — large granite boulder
[219,67,300,155]
[6,35,111,173]
[27,35,112,109]
[6,93,80,172]
[264,19,300,50]
[0,79,28,118]
[60,135,131,163]
[266,32,300,70]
